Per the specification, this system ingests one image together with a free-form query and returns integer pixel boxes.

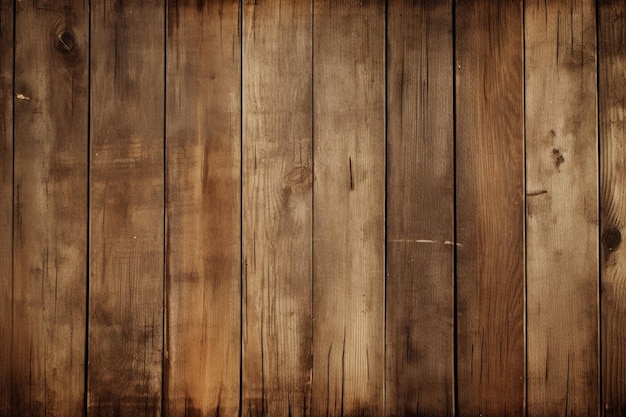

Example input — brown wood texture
[1,2,625,416]
[312,1,385,416]
[455,1,525,416]
[242,1,313,415]
[165,1,241,416]
[385,0,455,416]
[0,0,13,413]
[88,1,165,415]
[525,0,600,415]
[9,1,88,416]
[599,1,626,416]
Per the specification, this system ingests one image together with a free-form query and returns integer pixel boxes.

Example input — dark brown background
[0,0,624,416]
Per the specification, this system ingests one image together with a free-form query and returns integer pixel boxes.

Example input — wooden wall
[0,0,625,416]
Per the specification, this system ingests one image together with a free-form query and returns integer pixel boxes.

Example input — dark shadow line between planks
[84,0,92,415]
[594,0,603,413]
[383,0,388,414]
[162,0,168,415]
[521,0,528,415]
[10,0,16,414]
[239,0,244,415]
[452,0,459,416]
[310,0,315,415]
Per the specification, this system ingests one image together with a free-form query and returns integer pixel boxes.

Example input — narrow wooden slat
[0,0,14,413]
[312,1,385,415]
[385,0,454,416]
[525,0,599,415]
[10,1,88,416]
[598,1,625,415]
[88,1,164,415]
[455,1,525,415]
[164,1,241,416]
[242,1,313,415]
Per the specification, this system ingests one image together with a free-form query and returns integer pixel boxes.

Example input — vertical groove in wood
[0,0,13,414]
[455,1,525,416]
[598,1,626,415]
[88,1,165,416]
[9,1,88,416]
[242,0,313,416]
[164,1,241,416]
[525,0,600,415]
[385,0,455,416]
[312,1,385,415]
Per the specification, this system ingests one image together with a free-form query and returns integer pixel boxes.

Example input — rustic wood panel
[242,1,313,416]
[525,0,600,415]
[455,1,525,416]
[10,1,88,416]
[164,1,241,416]
[312,1,385,415]
[88,1,165,415]
[0,0,14,413]
[385,0,455,416]
[599,1,626,416]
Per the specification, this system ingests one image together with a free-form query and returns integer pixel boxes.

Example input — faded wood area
[0,0,624,416]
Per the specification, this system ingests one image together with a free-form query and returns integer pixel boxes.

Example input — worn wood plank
[0,0,14,414]
[598,1,626,416]
[312,1,385,415]
[9,1,88,416]
[88,1,164,415]
[525,0,599,415]
[385,0,454,416]
[455,1,525,416]
[164,1,241,416]
[242,1,313,416]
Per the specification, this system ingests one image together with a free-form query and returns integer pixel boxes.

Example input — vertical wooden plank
[599,2,626,415]
[0,0,13,413]
[455,1,525,416]
[525,0,599,415]
[164,1,241,416]
[242,1,313,416]
[385,0,454,416]
[9,0,88,416]
[312,1,385,415]
[89,1,164,415]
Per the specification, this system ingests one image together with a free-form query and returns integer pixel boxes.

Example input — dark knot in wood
[57,31,75,53]
[603,228,621,252]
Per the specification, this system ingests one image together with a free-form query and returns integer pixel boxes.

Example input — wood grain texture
[312,1,385,415]
[455,1,525,416]
[598,1,625,415]
[385,0,454,416]
[525,0,600,415]
[242,1,313,415]
[9,1,88,416]
[0,0,13,414]
[88,1,164,415]
[165,1,241,416]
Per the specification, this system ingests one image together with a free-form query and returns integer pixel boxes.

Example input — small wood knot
[603,228,621,252]
[57,31,75,53]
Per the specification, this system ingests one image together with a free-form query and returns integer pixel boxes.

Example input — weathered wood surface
[599,1,626,416]
[0,0,14,412]
[526,0,600,415]
[242,0,313,416]
[0,1,624,416]
[385,1,455,416]
[312,1,385,416]
[455,1,526,416]
[165,1,241,416]
[88,1,165,415]
[9,1,89,416]
[164,1,241,416]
